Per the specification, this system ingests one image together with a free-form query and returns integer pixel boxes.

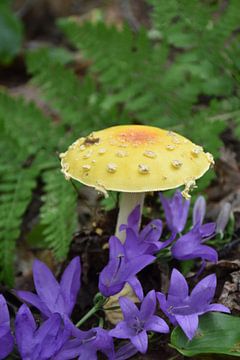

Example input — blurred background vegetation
[0,0,240,286]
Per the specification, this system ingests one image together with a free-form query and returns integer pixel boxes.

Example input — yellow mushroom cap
[60,125,214,197]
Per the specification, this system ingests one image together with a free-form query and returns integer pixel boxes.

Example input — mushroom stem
[115,192,145,243]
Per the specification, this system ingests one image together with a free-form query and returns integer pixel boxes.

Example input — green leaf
[0,167,37,285]
[171,313,240,357]
[100,191,118,211]
[0,1,23,64]
[40,170,78,259]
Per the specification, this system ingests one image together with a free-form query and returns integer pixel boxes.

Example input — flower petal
[127,205,141,230]
[122,255,155,279]
[16,290,51,317]
[91,327,115,360]
[119,296,139,320]
[119,205,140,233]
[60,256,81,316]
[140,219,162,244]
[109,236,125,259]
[159,193,172,230]
[160,231,177,251]
[216,203,231,234]
[127,276,143,301]
[98,258,125,296]
[0,295,10,325]
[171,229,201,260]
[193,245,218,263]
[53,338,85,360]
[193,196,206,226]
[206,303,230,314]
[144,315,169,333]
[36,313,66,358]
[109,321,135,339]
[168,269,189,301]
[0,326,14,360]
[15,304,36,358]
[173,191,190,233]
[199,223,216,238]
[140,290,156,320]
[130,330,148,354]
[156,292,177,325]
[156,292,167,312]
[125,228,145,259]
[115,342,138,360]
[190,274,216,308]
[175,314,199,340]
[33,259,65,314]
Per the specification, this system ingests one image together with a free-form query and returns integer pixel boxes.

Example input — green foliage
[58,0,240,158]
[0,0,23,64]
[26,49,125,134]
[0,91,77,285]
[0,167,37,284]
[41,170,78,259]
[171,312,240,357]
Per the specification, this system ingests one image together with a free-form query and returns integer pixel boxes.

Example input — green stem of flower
[75,294,107,328]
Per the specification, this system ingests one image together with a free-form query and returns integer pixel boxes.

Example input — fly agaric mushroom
[60,125,214,243]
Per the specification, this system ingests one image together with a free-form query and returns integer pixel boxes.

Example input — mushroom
[60,125,213,242]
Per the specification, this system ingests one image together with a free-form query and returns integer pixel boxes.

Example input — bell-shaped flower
[99,236,155,299]
[157,269,230,340]
[0,295,14,360]
[109,290,169,354]
[15,304,70,360]
[139,219,163,254]
[17,257,81,318]
[123,220,163,258]
[53,326,115,360]
[115,342,138,360]
[193,195,206,227]
[192,195,216,238]
[216,202,232,235]
[119,204,141,234]
[120,205,163,256]
[171,227,218,264]
[159,190,190,235]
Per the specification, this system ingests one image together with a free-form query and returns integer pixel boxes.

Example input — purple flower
[99,236,155,299]
[120,206,163,256]
[53,327,115,360]
[119,205,140,234]
[216,202,232,235]
[109,290,169,354]
[157,269,230,340]
[193,196,206,227]
[159,190,190,235]
[115,342,138,360]
[17,257,81,318]
[0,295,14,360]
[15,304,70,359]
[124,221,163,258]
[171,227,218,264]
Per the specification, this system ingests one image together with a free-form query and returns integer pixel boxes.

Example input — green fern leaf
[0,167,37,285]
[40,170,78,259]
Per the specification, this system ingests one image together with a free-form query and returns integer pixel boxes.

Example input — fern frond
[40,169,78,259]
[27,52,124,134]
[58,10,239,153]
[0,167,37,285]
[0,91,55,156]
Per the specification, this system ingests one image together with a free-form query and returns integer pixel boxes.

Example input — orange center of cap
[116,127,158,144]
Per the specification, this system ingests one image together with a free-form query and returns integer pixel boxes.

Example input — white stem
[115,192,145,243]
